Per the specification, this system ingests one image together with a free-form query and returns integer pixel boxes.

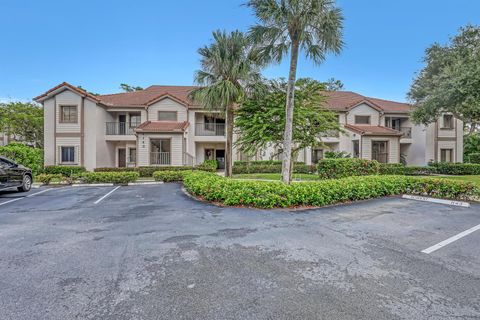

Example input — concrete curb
[402,194,470,207]
[72,183,115,187]
[127,181,164,186]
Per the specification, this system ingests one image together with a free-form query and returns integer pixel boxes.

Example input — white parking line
[94,186,120,205]
[0,188,52,207]
[421,223,480,254]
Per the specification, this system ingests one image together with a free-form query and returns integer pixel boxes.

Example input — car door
[2,159,22,186]
[0,160,8,188]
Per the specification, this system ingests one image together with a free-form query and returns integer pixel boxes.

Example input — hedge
[0,143,44,175]
[429,162,480,175]
[379,163,435,176]
[467,153,480,164]
[233,163,313,174]
[234,160,304,166]
[153,170,193,182]
[182,171,478,209]
[317,158,380,179]
[95,166,196,177]
[43,166,87,177]
[35,174,64,185]
[76,172,139,184]
[196,160,218,172]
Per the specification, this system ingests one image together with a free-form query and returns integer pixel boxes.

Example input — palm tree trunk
[225,105,234,177]
[281,41,300,184]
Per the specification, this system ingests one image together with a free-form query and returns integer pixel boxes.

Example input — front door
[119,115,127,135]
[215,150,225,169]
[372,141,389,163]
[118,148,126,167]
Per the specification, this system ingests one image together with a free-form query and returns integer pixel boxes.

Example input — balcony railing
[150,152,171,165]
[106,122,140,135]
[195,123,225,136]
[399,127,412,139]
[320,130,340,138]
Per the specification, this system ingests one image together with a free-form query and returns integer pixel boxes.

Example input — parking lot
[0,183,479,320]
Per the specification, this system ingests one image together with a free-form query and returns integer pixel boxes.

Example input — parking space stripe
[0,188,52,207]
[94,186,120,204]
[421,223,480,254]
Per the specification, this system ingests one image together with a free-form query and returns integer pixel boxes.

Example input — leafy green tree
[0,143,43,175]
[189,30,262,177]
[247,0,344,183]
[464,134,480,162]
[409,25,480,134]
[236,78,340,163]
[120,84,144,92]
[0,102,44,148]
[324,78,344,91]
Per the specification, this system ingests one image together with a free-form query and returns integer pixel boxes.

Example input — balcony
[106,122,140,135]
[150,152,171,165]
[195,123,225,136]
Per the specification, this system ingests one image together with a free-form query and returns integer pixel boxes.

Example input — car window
[0,159,14,168]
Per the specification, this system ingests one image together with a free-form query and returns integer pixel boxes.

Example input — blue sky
[1,0,479,102]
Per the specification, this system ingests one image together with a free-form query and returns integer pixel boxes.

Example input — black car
[0,156,33,192]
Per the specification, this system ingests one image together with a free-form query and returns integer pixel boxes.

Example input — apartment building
[34,82,463,171]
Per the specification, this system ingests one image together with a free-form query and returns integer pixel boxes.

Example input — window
[60,106,78,123]
[353,140,360,158]
[442,114,454,129]
[61,146,75,163]
[150,139,171,165]
[355,115,371,125]
[128,148,137,163]
[440,149,453,163]
[129,114,141,127]
[372,141,389,163]
[158,111,177,121]
[311,149,323,164]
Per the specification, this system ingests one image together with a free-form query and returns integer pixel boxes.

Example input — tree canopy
[409,25,480,133]
[235,78,341,157]
[120,84,144,92]
[0,102,44,148]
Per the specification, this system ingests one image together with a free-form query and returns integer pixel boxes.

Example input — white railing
[399,127,412,139]
[106,122,140,135]
[195,123,226,136]
[150,152,171,165]
[183,152,195,166]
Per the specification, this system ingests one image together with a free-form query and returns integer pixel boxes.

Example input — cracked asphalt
[0,183,479,320]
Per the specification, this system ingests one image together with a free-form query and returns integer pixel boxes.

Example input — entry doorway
[118,148,126,167]
[215,150,225,169]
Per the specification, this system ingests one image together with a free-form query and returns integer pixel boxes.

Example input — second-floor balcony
[195,123,225,136]
[106,122,140,135]
[392,127,412,139]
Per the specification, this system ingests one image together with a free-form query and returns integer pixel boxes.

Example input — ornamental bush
[429,162,480,175]
[77,172,139,184]
[43,165,87,176]
[95,166,196,177]
[378,163,435,176]
[233,163,311,174]
[182,171,478,209]
[466,153,480,164]
[153,170,193,182]
[317,158,380,179]
[196,160,218,172]
[0,143,43,175]
[35,174,64,185]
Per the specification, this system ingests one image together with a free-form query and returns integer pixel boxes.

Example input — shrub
[95,166,196,177]
[233,163,311,174]
[0,143,43,175]
[324,151,351,159]
[43,165,87,177]
[429,162,480,175]
[196,160,218,172]
[36,174,64,185]
[379,164,435,176]
[317,158,380,179]
[153,170,193,182]
[234,160,304,166]
[77,172,139,184]
[182,171,478,209]
[466,153,480,164]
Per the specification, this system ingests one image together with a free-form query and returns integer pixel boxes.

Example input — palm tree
[247,0,344,183]
[190,30,262,177]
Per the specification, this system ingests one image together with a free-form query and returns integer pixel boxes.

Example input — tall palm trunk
[281,41,300,184]
[225,105,234,177]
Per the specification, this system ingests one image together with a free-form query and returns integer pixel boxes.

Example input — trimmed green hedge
[153,170,193,182]
[95,166,196,177]
[429,162,480,175]
[317,158,380,179]
[233,163,312,174]
[43,165,87,177]
[35,174,64,185]
[467,153,480,164]
[76,172,139,184]
[196,160,218,172]
[379,163,435,176]
[182,171,478,209]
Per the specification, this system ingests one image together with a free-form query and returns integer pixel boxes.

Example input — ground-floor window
[150,139,171,165]
[61,146,75,163]
[372,141,389,163]
[128,148,136,164]
[440,148,453,163]
[353,140,360,158]
[311,149,323,164]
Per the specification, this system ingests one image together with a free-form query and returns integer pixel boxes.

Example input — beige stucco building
[34,82,463,171]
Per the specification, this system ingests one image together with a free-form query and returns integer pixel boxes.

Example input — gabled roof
[135,121,189,133]
[33,82,101,103]
[344,124,403,136]
[34,82,412,113]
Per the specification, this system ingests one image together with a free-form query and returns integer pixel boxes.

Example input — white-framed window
[158,111,178,121]
[60,105,78,123]
[61,146,76,163]
[355,115,371,125]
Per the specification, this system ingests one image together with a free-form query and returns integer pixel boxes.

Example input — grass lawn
[232,173,321,181]
[433,175,480,186]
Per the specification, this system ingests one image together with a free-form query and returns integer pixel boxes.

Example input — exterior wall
[55,90,82,133]
[406,124,427,166]
[148,98,187,122]
[346,103,381,125]
[55,136,81,165]
[360,136,400,163]
[137,132,184,166]
[43,97,56,166]
[195,142,226,164]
